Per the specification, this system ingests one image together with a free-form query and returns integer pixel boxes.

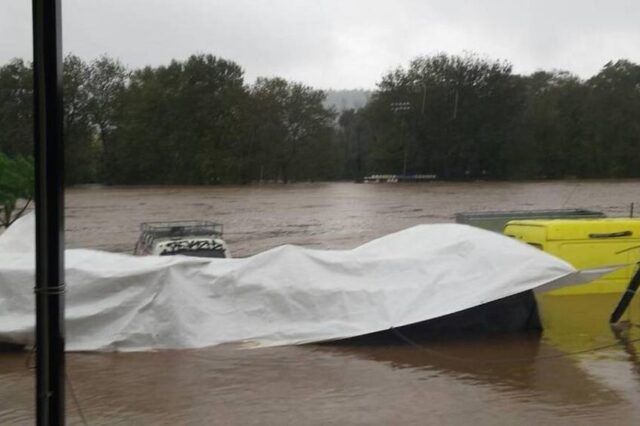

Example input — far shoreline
[65,177,640,191]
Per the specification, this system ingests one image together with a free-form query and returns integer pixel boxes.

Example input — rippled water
[2,181,640,425]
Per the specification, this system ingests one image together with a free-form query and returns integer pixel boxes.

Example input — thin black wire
[25,346,89,425]
[390,327,640,365]
[561,180,581,208]
[66,371,89,426]
[25,345,36,369]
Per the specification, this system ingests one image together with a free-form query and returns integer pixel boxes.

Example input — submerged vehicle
[134,221,230,258]
[504,218,640,295]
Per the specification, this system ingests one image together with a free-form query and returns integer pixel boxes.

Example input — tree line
[1,53,640,184]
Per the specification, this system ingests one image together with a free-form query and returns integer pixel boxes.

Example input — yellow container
[503,219,640,295]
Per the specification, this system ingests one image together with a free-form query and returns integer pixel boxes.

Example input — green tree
[518,71,588,178]
[584,60,640,177]
[0,60,33,157]
[63,55,96,184]
[109,54,248,184]
[0,152,33,228]
[86,55,129,180]
[364,53,522,179]
[250,78,336,183]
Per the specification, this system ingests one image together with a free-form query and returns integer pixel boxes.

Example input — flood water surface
[2,181,640,424]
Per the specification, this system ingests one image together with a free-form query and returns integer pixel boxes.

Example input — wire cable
[66,371,89,426]
[390,326,640,365]
[24,346,89,425]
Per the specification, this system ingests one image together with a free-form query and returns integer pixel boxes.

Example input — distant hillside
[324,89,372,112]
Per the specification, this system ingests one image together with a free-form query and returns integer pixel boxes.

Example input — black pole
[610,264,640,323]
[32,0,65,425]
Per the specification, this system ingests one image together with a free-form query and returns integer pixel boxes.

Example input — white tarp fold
[0,213,604,351]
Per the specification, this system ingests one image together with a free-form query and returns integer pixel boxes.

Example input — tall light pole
[390,101,411,177]
[32,0,66,424]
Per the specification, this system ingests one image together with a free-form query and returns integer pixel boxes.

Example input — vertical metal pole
[401,119,407,177]
[32,0,65,425]
[452,89,459,120]
[610,264,640,323]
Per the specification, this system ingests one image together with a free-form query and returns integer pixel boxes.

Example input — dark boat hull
[333,290,541,345]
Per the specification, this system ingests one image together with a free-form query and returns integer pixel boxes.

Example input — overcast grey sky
[2,0,640,89]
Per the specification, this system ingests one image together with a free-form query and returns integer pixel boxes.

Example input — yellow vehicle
[504,219,640,295]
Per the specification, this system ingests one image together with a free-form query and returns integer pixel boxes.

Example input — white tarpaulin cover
[0,213,607,352]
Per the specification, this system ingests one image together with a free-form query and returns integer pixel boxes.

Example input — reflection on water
[2,182,640,424]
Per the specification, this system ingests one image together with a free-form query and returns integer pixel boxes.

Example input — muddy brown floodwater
[2,181,640,425]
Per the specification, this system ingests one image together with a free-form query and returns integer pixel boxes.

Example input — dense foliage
[1,53,640,184]
[0,152,33,228]
[348,55,640,180]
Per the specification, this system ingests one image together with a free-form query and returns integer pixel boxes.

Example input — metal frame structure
[32,0,66,424]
